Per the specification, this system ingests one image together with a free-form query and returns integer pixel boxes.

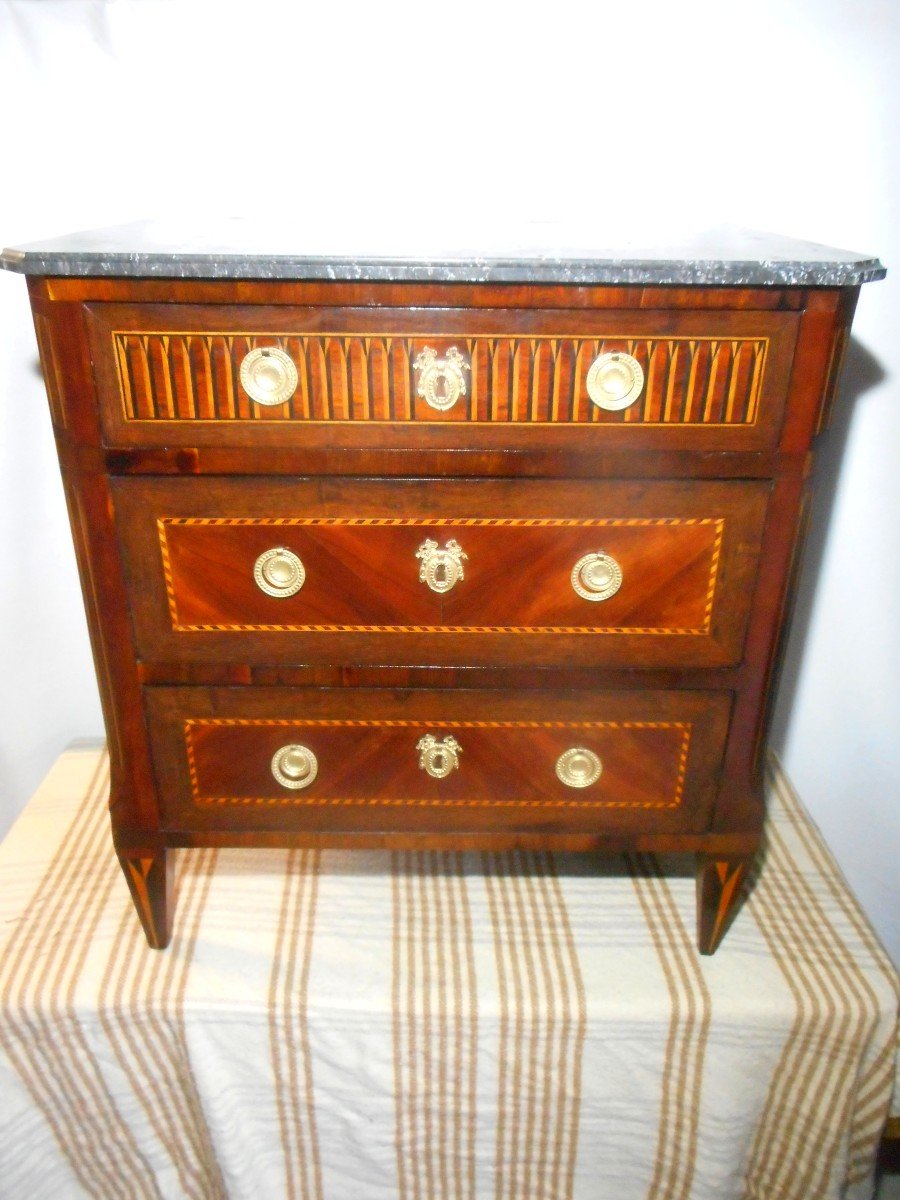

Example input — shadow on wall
[769,336,886,749]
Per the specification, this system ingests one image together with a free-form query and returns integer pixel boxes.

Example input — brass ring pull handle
[240,346,299,406]
[586,351,644,411]
[271,744,318,790]
[417,734,462,779]
[413,346,471,411]
[556,747,602,789]
[416,538,467,594]
[571,551,622,602]
[254,547,306,598]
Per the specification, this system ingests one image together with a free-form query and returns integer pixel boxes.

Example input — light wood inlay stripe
[185,717,691,728]
[162,515,721,527]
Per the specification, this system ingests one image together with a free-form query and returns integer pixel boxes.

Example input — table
[1,744,896,1200]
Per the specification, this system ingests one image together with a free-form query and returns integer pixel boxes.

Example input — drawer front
[114,476,770,669]
[88,303,798,451]
[146,686,731,835]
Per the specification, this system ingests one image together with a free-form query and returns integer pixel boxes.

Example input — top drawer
[86,303,798,452]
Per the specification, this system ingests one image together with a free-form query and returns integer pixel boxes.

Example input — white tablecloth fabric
[0,744,896,1200]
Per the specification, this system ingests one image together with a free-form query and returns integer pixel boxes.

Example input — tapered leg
[117,846,174,949]
[696,854,752,955]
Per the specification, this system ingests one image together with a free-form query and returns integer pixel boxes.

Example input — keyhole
[435,562,446,584]
[433,753,445,771]
[435,373,448,400]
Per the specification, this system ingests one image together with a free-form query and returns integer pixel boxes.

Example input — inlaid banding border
[114,329,769,428]
[183,717,692,810]
[158,516,725,637]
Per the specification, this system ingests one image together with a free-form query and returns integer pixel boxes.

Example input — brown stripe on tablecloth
[482,855,510,1199]
[429,848,472,1200]
[434,849,453,1195]
[166,848,226,1191]
[395,849,423,1200]
[285,855,313,1200]
[526,854,587,1200]
[416,852,438,1200]
[528,849,585,1200]
[654,866,713,1200]
[484,852,527,1200]
[63,809,157,1195]
[98,846,225,1200]
[628,852,711,1200]
[748,824,860,1199]
[0,752,118,1199]
[629,855,682,1200]
[441,853,462,1194]
[630,855,704,1200]
[764,816,883,1199]
[421,857,444,1196]
[496,849,532,1200]
[769,761,896,979]
[745,809,883,1200]
[777,811,888,1195]
[391,852,409,1200]
[766,761,899,1189]
[0,753,161,1199]
[392,851,477,1200]
[482,851,584,1200]
[269,849,323,1200]
[270,850,296,1196]
[763,825,864,1200]
[98,908,188,1182]
[298,852,324,1200]
[407,849,423,1200]
[463,859,479,1200]
[541,858,587,1200]
[744,855,830,1200]
[497,853,535,1200]
[441,850,479,1200]
[519,858,560,1200]
[845,1034,899,1187]
[394,850,419,1200]
[508,853,545,1200]
[156,849,224,1191]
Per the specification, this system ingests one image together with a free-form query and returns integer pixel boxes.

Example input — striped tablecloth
[0,744,896,1200]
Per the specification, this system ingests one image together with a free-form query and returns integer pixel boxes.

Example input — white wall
[1,0,897,961]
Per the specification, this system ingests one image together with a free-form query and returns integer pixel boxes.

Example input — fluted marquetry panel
[113,331,768,426]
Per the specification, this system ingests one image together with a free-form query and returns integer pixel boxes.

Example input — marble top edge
[0,221,886,286]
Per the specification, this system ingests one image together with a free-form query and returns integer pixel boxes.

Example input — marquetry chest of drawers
[1,223,884,951]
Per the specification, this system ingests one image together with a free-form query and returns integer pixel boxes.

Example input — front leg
[116,844,174,949]
[696,854,753,955]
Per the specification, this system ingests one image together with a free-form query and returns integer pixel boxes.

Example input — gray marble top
[0,220,886,286]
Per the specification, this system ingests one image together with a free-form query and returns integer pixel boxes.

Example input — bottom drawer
[146,687,731,837]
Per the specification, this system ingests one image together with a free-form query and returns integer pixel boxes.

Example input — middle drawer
[113,476,770,669]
